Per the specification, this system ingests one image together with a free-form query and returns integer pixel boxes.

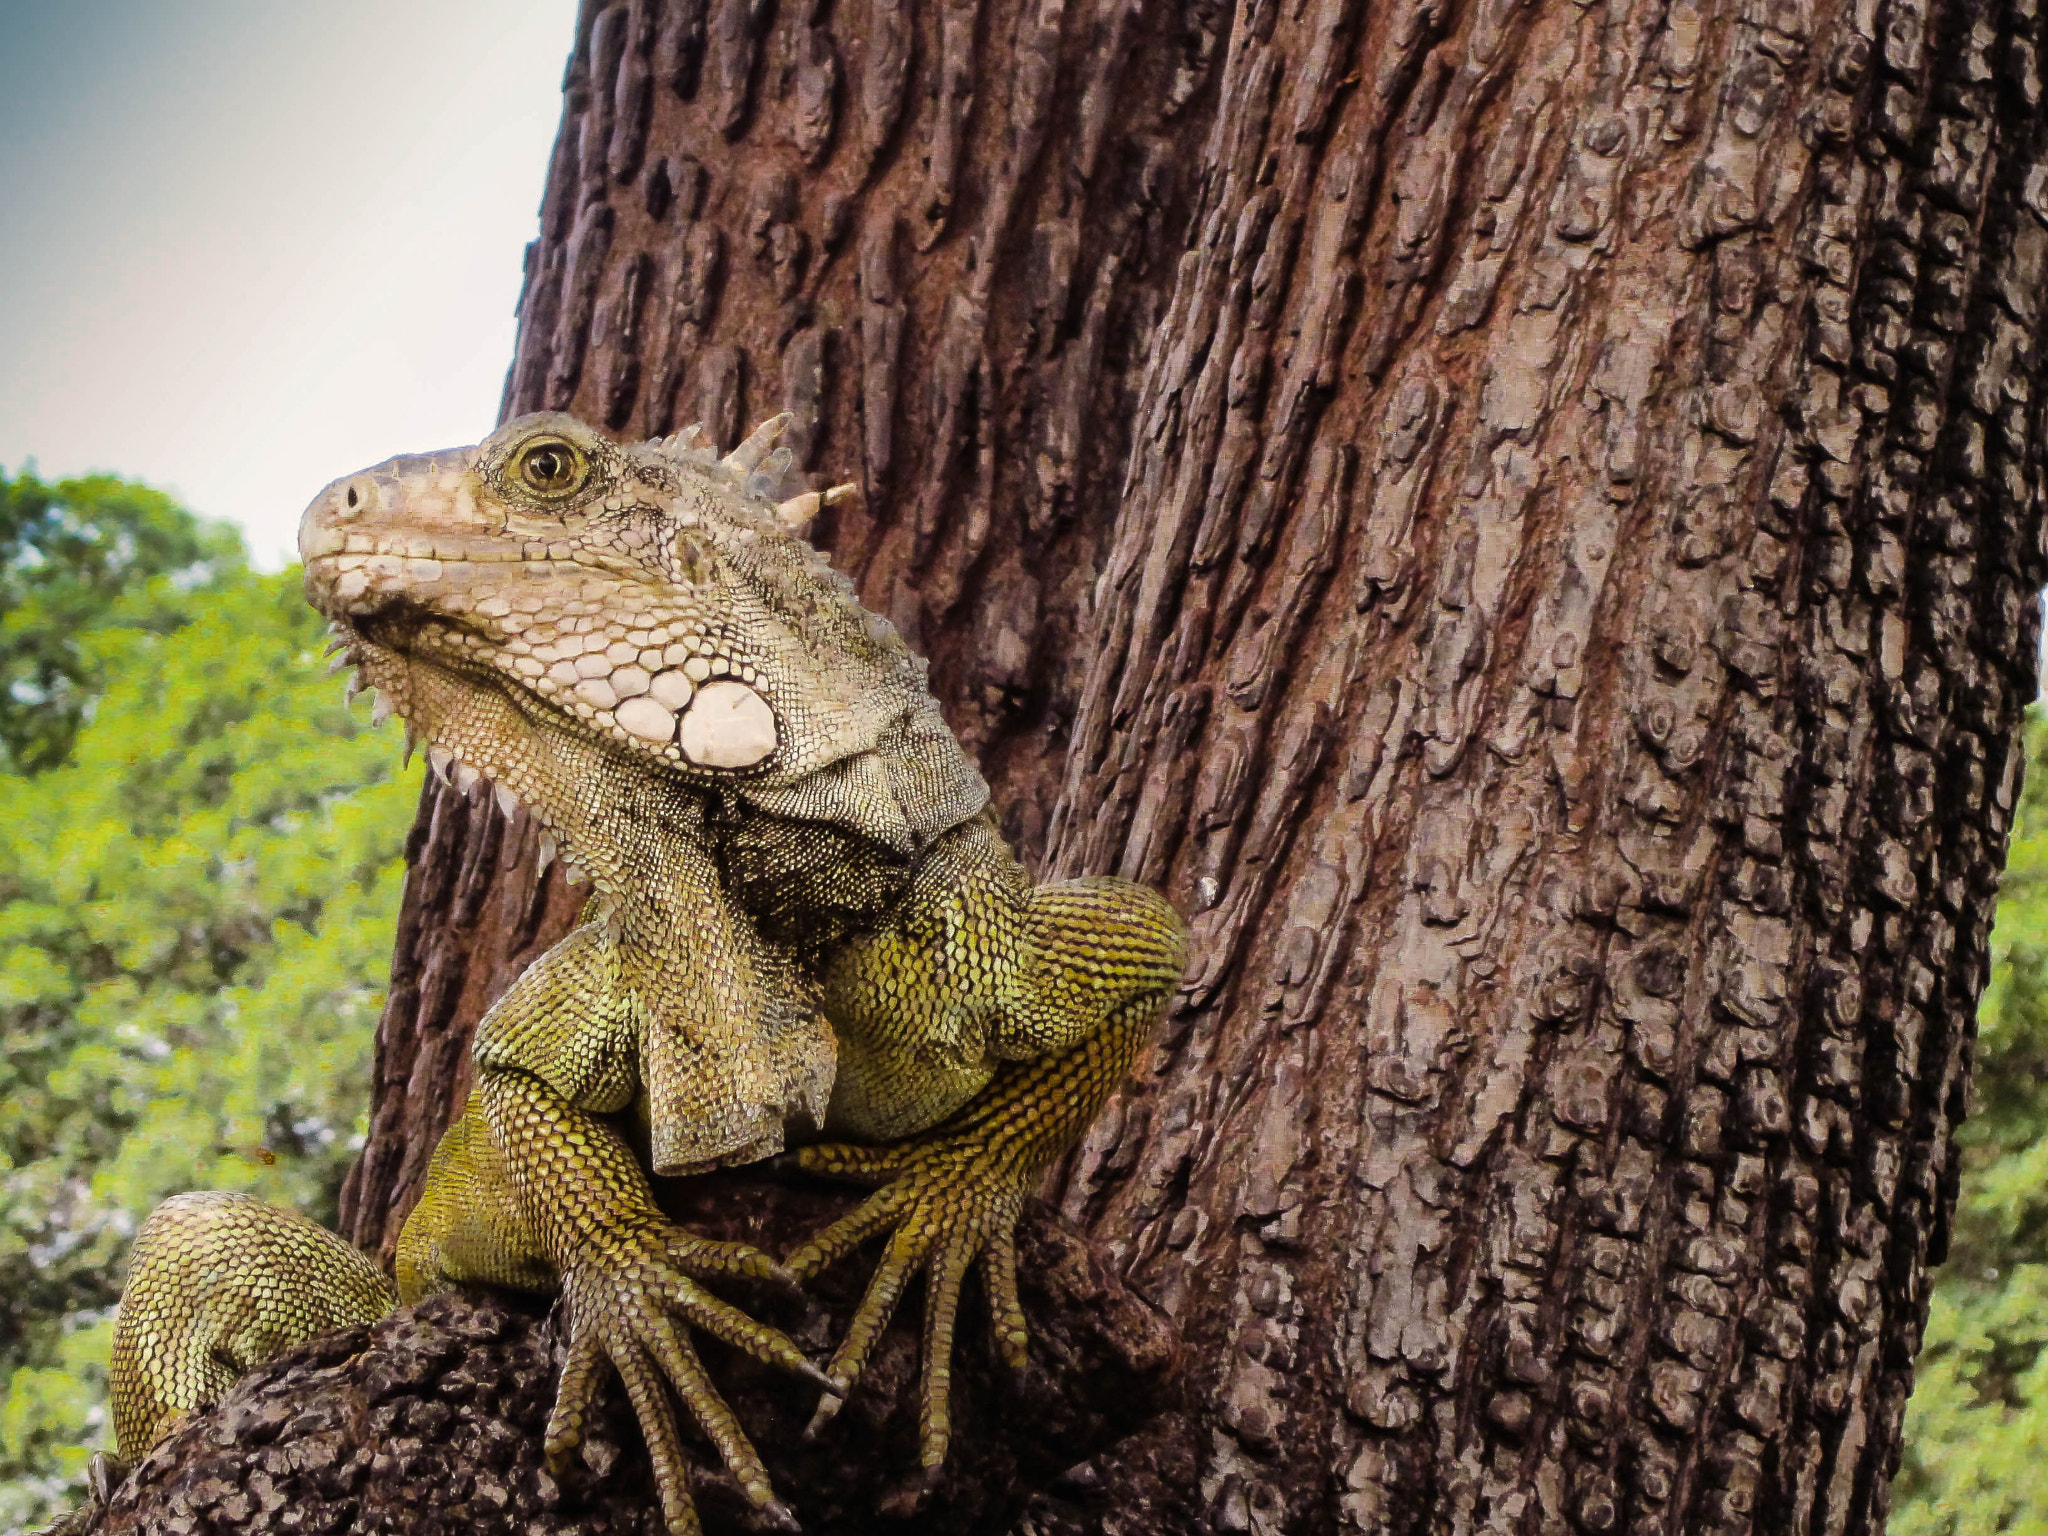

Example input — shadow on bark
[80,1182,1179,1536]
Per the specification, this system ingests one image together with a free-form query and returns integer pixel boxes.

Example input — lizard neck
[486,741,710,941]
[401,663,712,935]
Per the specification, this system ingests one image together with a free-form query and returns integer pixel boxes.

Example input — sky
[0,0,576,566]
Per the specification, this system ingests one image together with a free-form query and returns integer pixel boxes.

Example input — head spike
[403,723,420,767]
[495,783,520,819]
[536,831,557,875]
[654,422,706,458]
[823,482,859,507]
[427,744,454,785]
[719,412,794,476]
[745,443,798,502]
[773,491,822,534]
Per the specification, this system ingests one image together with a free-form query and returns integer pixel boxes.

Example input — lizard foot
[785,1136,1031,1477]
[546,1223,826,1536]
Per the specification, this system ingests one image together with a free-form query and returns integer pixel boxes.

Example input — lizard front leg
[788,834,1186,1480]
[449,916,828,1535]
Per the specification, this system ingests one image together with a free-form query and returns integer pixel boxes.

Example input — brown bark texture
[304,0,2048,1532]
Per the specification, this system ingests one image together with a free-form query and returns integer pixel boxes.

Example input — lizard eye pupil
[518,442,582,495]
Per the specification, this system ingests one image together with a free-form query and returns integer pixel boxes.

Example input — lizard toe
[791,1140,917,1185]
[542,1330,607,1473]
[793,1133,1030,1477]
[980,1223,1031,1374]
[608,1335,707,1536]
[917,1233,978,1471]
[783,1180,914,1282]
[662,1232,790,1288]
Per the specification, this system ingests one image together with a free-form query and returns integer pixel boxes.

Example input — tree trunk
[330,1,2048,1533]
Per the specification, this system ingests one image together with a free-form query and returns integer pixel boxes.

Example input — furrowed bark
[1039,2,2048,1531]
[321,1,2048,1533]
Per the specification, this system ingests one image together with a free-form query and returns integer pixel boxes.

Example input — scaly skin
[109,1193,396,1459]
[103,412,1187,1533]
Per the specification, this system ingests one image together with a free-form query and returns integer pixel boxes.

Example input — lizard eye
[513,438,588,498]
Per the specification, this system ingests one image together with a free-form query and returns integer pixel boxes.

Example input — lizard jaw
[325,620,604,887]
[306,543,789,784]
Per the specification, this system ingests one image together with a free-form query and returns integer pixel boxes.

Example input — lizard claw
[787,1135,1029,1475]
[87,1451,131,1507]
[797,1358,845,1394]
[877,1465,945,1520]
[801,1384,847,1441]
[549,1223,820,1535]
[663,1231,808,1308]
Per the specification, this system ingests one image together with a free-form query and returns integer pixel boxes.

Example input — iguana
[98,412,1187,1535]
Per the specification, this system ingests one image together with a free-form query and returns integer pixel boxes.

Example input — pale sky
[0,0,575,566]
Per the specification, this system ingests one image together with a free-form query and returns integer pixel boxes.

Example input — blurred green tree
[1894,706,2048,1534]
[0,472,243,774]
[0,470,413,1529]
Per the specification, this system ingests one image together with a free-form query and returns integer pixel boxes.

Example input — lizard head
[298,411,909,875]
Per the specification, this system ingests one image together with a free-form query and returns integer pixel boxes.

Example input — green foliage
[0,470,244,775]
[0,475,414,1530]
[1895,708,2048,1535]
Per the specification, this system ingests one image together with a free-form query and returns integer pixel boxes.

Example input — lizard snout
[297,474,375,564]
[295,447,484,612]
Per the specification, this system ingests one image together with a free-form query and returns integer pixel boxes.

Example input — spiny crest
[646,412,858,538]
[645,413,906,672]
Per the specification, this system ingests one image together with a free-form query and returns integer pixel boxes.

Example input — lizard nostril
[345,485,360,510]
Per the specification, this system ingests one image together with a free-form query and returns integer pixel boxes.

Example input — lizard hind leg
[110,1191,397,1459]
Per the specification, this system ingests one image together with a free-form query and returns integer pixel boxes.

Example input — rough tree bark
[269,0,2048,1531]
